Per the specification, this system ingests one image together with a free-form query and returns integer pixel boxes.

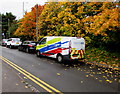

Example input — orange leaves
[14,5,44,40]
[83,5,119,39]
[15,2,119,45]
[77,6,84,14]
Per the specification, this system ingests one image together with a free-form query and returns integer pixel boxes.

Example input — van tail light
[28,44,33,47]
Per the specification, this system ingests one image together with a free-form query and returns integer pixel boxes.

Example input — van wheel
[57,55,63,63]
[36,51,41,57]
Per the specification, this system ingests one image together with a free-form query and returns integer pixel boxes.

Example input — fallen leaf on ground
[99,80,102,82]
[98,68,101,70]
[25,86,28,88]
[95,78,98,80]
[114,79,117,81]
[21,81,25,83]
[24,77,27,79]
[81,81,83,83]
[106,79,110,82]
[16,83,19,86]
[57,73,61,76]
[103,76,107,78]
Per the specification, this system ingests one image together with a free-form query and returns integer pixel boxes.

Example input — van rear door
[70,38,85,59]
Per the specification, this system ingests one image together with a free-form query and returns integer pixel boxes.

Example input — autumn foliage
[14,2,119,49]
[37,2,119,48]
[83,3,119,47]
[14,5,44,40]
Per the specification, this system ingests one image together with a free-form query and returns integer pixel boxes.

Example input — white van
[36,36,85,63]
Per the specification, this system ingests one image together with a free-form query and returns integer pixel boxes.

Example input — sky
[0,0,119,20]
[0,0,47,19]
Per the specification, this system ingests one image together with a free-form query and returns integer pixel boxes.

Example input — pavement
[2,62,32,92]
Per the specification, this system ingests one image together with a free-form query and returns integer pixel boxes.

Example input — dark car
[18,41,38,53]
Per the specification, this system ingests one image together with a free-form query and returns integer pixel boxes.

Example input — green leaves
[1,12,16,38]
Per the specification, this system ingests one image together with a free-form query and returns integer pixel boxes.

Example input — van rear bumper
[63,55,84,61]
[63,55,70,60]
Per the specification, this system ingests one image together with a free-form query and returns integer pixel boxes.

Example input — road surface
[0,46,119,93]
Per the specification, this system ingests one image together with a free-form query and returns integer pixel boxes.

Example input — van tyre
[57,55,63,63]
[36,51,41,57]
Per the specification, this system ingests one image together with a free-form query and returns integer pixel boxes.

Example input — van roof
[45,36,82,38]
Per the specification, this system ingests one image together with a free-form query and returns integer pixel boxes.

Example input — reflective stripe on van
[70,49,85,59]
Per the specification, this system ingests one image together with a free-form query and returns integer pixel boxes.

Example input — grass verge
[85,46,120,70]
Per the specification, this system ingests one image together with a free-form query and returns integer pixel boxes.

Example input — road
[0,46,119,93]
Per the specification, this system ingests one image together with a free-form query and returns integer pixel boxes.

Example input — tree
[38,2,84,37]
[14,4,44,41]
[38,2,119,47]
[8,20,18,38]
[38,2,61,38]
[1,12,16,38]
[83,2,120,48]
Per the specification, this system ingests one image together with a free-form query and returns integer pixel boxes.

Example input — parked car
[6,38,22,48]
[36,36,85,63]
[18,41,38,53]
[2,39,8,46]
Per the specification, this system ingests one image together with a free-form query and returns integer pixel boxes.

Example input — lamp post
[36,4,38,41]
[23,2,28,17]
[23,2,24,17]
[8,19,10,38]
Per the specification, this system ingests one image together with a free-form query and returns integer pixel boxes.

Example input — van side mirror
[38,41,45,45]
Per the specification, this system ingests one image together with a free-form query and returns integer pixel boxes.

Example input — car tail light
[28,44,33,47]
